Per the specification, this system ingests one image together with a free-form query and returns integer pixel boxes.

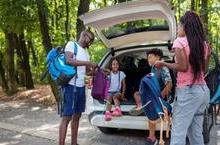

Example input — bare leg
[71,114,81,145]
[113,94,121,107]
[106,96,113,111]
[59,116,71,145]
[148,120,157,141]
[134,92,142,108]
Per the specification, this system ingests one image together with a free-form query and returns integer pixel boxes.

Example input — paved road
[0,101,219,145]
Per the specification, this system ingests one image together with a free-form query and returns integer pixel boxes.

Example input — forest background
[0,0,219,101]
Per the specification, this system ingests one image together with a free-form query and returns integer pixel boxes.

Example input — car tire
[98,127,118,134]
[203,107,212,144]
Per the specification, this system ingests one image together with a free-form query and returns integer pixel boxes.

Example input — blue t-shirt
[151,66,172,90]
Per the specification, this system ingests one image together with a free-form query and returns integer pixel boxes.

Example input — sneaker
[112,107,122,116]
[145,138,158,145]
[104,111,112,121]
[128,106,143,116]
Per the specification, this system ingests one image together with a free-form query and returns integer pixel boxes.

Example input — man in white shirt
[59,30,97,145]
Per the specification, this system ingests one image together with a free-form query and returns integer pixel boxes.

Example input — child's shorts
[107,91,121,98]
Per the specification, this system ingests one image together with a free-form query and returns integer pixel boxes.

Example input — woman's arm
[161,81,172,98]
[155,48,188,72]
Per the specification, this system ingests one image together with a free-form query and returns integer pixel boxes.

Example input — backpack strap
[118,71,121,92]
[72,41,78,93]
[73,41,78,56]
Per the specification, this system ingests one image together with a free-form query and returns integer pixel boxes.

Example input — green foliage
[89,39,107,63]
[0,0,37,33]
[0,0,220,86]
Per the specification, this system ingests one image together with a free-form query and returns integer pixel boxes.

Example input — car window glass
[102,19,168,39]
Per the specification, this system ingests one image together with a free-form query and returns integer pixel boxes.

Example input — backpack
[46,42,78,86]
[140,73,172,144]
[91,69,109,101]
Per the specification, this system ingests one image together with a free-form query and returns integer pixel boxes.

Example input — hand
[89,62,98,68]
[102,68,110,75]
[161,87,170,98]
[154,60,165,69]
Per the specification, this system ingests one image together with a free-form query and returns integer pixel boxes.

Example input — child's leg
[105,96,113,121]
[106,96,113,111]
[112,93,122,116]
[148,120,157,141]
[113,93,121,107]
[133,91,142,108]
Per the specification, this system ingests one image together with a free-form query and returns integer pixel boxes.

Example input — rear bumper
[88,111,169,130]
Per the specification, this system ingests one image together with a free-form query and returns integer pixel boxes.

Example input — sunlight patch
[12,134,22,139]
[9,114,24,120]
[31,106,40,111]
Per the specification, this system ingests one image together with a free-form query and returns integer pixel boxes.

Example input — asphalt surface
[0,101,219,145]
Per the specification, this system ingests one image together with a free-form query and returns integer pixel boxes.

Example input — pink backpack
[91,69,109,101]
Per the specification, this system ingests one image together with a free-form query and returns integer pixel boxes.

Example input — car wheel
[203,106,213,144]
[98,127,118,134]
[203,113,209,144]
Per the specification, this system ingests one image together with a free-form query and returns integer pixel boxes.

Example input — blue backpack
[45,42,78,86]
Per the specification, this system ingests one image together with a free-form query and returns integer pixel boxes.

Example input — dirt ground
[0,85,56,106]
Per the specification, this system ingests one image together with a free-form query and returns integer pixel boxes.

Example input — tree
[18,33,34,89]
[191,0,196,11]
[200,0,209,36]
[5,32,17,94]
[76,0,90,40]
[0,52,8,91]
[36,0,60,102]
[65,0,70,41]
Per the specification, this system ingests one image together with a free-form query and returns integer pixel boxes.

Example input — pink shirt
[172,37,209,88]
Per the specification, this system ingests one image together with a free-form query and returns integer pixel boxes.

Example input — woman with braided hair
[155,11,211,145]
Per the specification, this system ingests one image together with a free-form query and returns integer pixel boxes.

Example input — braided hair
[180,11,207,83]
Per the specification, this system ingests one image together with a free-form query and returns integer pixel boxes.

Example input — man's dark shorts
[62,84,86,116]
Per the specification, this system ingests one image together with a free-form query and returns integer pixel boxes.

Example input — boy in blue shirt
[132,48,172,145]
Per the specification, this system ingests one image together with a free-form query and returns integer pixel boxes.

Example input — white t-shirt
[65,41,90,87]
[108,71,126,92]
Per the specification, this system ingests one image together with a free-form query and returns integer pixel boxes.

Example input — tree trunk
[65,0,70,41]
[37,0,52,53]
[0,52,9,91]
[37,0,60,102]
[76,0,90,40]
[191,0,196,11]
[178,0,181,19]
[5,32,17,94]
[14,34,25,86]
[118,0,126,3]
[18,33,34,89]
[103,0,107,6]
[27,40,38,66]
[200,0,208,36]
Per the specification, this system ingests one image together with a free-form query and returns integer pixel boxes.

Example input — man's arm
[65,51,97,67]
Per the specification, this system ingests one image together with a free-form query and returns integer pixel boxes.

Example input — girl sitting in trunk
[104,57,126,121]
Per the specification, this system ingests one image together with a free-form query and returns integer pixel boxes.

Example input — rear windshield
[102,19,169,39]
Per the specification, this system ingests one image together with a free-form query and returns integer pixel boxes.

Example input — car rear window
[102,19,169,39]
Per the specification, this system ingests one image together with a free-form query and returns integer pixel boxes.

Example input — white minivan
[80,0,176,133]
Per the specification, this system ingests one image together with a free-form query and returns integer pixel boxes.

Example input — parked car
[80,0,214,144]
[80,0,176,133]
